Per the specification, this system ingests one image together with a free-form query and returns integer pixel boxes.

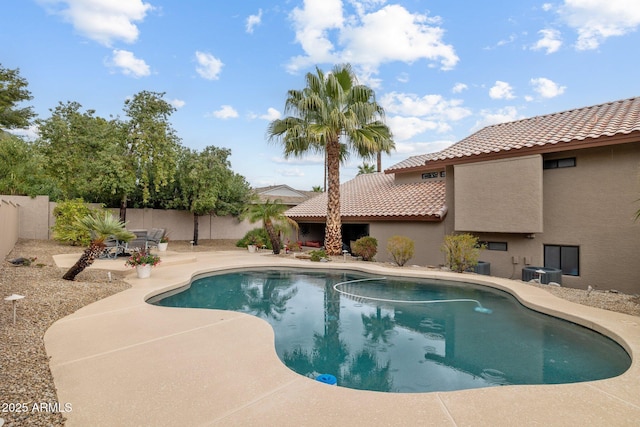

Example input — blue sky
[3,0,640,191]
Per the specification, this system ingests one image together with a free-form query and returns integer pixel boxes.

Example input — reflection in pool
[150,269,631,393]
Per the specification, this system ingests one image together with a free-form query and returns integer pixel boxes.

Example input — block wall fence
[0,195,257,257]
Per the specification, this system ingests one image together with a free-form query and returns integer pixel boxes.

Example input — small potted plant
[158,235,169,252]
[125,249,161,279]
[247,235,263,253]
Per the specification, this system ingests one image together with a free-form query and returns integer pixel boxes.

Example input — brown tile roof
[387,96,640,172]
[285,173,446,221]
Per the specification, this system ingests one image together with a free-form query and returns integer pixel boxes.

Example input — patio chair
[145,228,166,250]
[126,230,149,251]
[99,236,127,259]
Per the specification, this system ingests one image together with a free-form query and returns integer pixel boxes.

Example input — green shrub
[51,199,99,246]
[387,235,415,266]
[352,236,378,261]
[309,249,327,262]
[441,233,484,273]
[236,228,271,249]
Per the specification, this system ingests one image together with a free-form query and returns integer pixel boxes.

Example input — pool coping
[45,251,640,426]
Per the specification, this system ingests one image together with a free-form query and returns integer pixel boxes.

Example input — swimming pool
[150,268,631,393]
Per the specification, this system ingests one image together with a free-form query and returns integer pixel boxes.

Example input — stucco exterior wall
[454,155,543,233]
[105,208,256,241]
[537,143,640,292]
[369,221,447,266]
[447,143,640,293]
[2,195,51,239]
[0,199,20,260]
[0,195,257,245]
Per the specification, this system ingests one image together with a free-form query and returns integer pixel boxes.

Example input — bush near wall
[352,236,378,261]
[387,235,415,266]
[51,199,101,246]
[441,233,483,273]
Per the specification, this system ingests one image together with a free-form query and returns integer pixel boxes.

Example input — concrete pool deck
[46,250,640,426]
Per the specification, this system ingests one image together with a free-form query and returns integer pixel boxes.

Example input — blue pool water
[150,269,631,393]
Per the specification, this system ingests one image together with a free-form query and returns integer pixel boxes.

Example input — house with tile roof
[253,185,318,207]
[286,96,640,293]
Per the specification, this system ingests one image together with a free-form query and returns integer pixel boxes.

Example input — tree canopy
[0,64,35,130]
[171,145,253,244]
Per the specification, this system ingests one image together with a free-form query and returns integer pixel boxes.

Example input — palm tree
[312,185,323,192]
[357,162,376,175]
[268,64,394,255]
[62,211,135,280]
[244,199,298,255]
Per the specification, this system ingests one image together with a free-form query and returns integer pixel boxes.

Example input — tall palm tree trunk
[265,221,281,254]
[325,139,342,255]
[62,242,105,281]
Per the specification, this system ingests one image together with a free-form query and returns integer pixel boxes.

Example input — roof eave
[411,131,640,170]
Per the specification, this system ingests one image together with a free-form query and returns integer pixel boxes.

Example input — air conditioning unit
[522,266,562,285]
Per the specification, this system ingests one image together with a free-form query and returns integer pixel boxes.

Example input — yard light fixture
[5,294,25,325]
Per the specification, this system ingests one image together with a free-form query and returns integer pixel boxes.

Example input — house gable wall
[454,155,544,234]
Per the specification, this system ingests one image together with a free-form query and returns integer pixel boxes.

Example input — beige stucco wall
[445,143,640,293]
[393,169,446,185]
[104,208,256,241]
[537,143,640,292]
[0,199,20,260]
[2,195,51,239]
[454,155,543,233]
[0,195,257,245]
[369,221,447,266]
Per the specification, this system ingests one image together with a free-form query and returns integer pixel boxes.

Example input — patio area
[46,250,640,426]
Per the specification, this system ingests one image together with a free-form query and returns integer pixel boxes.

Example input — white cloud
[530,77,566,98]
[211,105,238,119]
[532,28,563,53]
[391,140,454,156]
[38,0,153,46]
[472,106,522,131]
[396,72,409,83]
[380,92,471,120]
[170,99,185,109]
[7,125,40,141]
[287,2,458,73]
[452,83,468,93]
[246,9,262,34]
[379,92,470,141]
[109,49,150,77]
[287,0,344,71]
[542,3,554,12]
[489,81,515,100]
[260,108,281,121]
[195,51,224,80]
[271,155,325,165]
[277,168,306,177]
[386,116,449,141]
[559,0,640,50]
[340,5,458,70]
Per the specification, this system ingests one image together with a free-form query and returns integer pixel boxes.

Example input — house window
[422,172,439,179]
[544,245,579,276]
[480,241,508,251]
[543,157,576,169]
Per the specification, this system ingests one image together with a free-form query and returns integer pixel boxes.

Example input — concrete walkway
[46,251,640,426]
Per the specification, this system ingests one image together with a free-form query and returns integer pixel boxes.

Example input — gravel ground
[1,239,639,426]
